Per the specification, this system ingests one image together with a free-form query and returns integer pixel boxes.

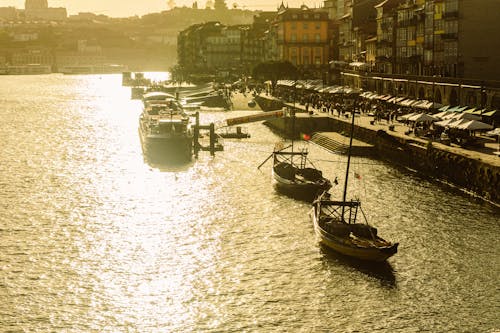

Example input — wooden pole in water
[194,111,200,158]
[209,123,215,156]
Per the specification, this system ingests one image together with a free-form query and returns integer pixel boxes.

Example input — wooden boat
[311,192,398,261]
[138,96,193,162]
[256,108,332,201]
[271,145,332,201]
[311,95,398,261]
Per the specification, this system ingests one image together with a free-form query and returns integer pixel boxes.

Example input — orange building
[273,4,332,75]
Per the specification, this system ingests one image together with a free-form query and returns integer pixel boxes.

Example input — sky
[0,0,325,17]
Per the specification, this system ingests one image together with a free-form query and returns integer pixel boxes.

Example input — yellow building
[273,4,332,74]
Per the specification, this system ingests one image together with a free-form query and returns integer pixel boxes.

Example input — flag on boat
[301,133,311,141]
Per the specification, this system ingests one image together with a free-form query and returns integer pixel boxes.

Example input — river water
[0,74,498,332]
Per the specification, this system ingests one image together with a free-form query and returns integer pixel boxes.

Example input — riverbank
[257,95,500,205]
[229,91,262,111]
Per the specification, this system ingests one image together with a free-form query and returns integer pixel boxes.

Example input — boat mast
[341,93,356,222]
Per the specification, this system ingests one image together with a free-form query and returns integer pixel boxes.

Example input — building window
[303,22,309,29]
[291,34,297,42]
[315,22,321,29]
[291,22,296,29]
[303,34,309,42]
[315,34,321,42]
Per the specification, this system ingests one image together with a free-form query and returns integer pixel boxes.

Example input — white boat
[138,96,193,162]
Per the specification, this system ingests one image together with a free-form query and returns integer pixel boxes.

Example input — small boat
[311,192,398,261]
[138,96,193,162]
[272,144,332,201]
[311,93,398,261]
[257,108,332,201]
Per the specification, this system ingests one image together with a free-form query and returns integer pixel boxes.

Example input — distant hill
[140,7,257,31]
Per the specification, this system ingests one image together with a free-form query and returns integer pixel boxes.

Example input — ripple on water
[0,75,499,332]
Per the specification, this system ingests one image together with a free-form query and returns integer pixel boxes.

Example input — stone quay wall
[264,115,500,204]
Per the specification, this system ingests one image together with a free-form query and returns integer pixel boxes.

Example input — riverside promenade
[254,95,499,204]
[287,101,500,167]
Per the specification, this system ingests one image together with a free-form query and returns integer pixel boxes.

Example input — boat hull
[139,129,193,162]
[311,210,398,262]
[272,169,330,201]
[272,151,332,202]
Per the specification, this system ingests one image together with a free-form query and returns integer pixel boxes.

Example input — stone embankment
[261,98,500,205]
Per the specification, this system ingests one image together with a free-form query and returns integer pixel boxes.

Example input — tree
[252,61,298,92]
[214,0,227,10]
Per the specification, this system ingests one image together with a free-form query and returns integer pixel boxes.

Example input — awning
[457,120,494,131]
[447,105,468,113]
[438,105,451,112]
[452,112,482,121]
[408,113,439,122]
[482,110,498,117]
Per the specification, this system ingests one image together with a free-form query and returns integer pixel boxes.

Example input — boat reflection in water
[319,243,396,287]
[138,93,194,163]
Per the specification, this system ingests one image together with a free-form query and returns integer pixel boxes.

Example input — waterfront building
[337,0,379,63]
[367,0,500,80]
[55,40,106,71]
[178,22,227,73]
[11,48,52,67]
[241,12,276,73]
[205,25,244,74]
[271,4,332,78]
[0,7,19,21]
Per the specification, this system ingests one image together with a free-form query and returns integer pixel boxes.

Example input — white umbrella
[408,113,439,122]
[457,120,493,131]
[486,128,500,136]
[486,128,500,153]
[438,118,469,128]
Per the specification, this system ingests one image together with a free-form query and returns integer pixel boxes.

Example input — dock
[311,132,374,156]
